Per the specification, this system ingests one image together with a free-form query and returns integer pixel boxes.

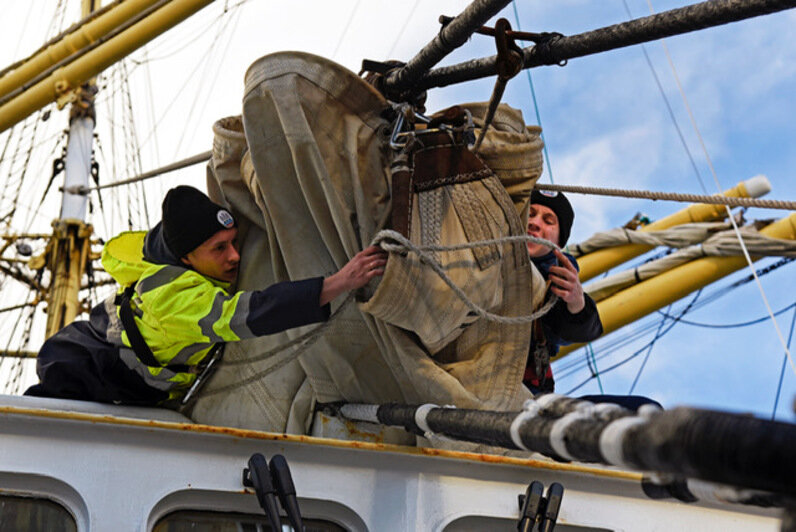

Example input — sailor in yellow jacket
[26,186,386,406]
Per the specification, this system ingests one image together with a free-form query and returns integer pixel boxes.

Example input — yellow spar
[557,212,796,359]
[0,0,214,133]
[0,0,164,102]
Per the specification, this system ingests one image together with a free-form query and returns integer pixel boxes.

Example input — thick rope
[371,229,559,325]
[535,183,796,210]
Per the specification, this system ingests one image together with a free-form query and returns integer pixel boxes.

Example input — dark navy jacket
[524,251,603,393]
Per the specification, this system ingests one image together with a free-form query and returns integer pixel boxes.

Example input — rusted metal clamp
[472,17,524,153]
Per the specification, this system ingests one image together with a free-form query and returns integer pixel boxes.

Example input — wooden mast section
[43,0,101,339]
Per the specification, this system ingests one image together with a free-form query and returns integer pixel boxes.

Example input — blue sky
[1,1,794,418]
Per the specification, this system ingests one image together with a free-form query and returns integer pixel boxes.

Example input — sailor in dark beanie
[162,185,237,259]
[528,189,574,248]
[523,188,603,395]
[26,184,388,407]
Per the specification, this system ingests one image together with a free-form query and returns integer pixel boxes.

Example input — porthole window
[0,494,76,532]
[154,509,346,531]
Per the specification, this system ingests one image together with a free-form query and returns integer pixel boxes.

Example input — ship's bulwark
[191,51,549,439]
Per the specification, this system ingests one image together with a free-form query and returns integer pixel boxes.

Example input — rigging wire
[172,3,242,158]
[331,0,362,61]
[120,59,149,228]
[587,343,604,393]
[0,289,35,394]
[771,307,795,419]
[8,111,48,232]
[20,123,64,233]
[101,64,124,232]
[555,256,793,380]
[536,182,796,210]
[133,6,245,154]
[628,302,672,394]
[127,0,252,65]
[564,289,702,395]
[385,0,421,59]
[643,0,795,376]
[141,49,161,165]
[4,300,36,395]
[658,301,796,329]
[13,1,37,60]
[510,0,554,183]
[556,260,771,378]
[620,0,706,193]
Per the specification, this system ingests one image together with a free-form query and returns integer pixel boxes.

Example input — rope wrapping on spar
[339,395,796,503]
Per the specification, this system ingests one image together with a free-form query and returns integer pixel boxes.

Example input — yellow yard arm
[0,0,164,101]
[577,176,771,282]
[0,0,214,133]
[557,212,796,359]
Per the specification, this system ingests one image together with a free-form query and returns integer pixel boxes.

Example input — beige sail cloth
[191,51,546,435]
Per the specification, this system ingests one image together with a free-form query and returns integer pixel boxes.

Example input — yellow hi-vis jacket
[99,230,328,403]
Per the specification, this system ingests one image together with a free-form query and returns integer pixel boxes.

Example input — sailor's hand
[548,248,585,314]
[320,246,387,305]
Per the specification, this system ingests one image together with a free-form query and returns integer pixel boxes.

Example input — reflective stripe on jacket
[101,231,247,400]
[101,230,329,402]
[27,227,328,406]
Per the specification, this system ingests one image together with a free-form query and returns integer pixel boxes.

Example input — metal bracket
[472,18,524,153]
[518,480,564,532]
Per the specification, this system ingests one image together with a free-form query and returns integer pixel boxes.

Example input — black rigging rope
[564,289,702,395]
[340,398,796,500]
[659,301,796,329]
[555,257,794,382]
[771,307,796,419]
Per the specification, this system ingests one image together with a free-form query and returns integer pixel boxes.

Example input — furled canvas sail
[192,52,547,435]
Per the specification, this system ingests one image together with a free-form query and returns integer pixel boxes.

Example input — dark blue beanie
[531,189,574,247]
[161,186,236,258]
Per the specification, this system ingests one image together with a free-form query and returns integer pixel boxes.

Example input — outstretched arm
[320,246,387,305]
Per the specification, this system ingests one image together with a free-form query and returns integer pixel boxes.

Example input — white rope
[413,403,437,434]
[339,403,380,424]
[598,415,647,468]
[371,229,559,324]
[510,399,542,451]
[534,393,566,409]
[548,404,591,461]
[535,183,796,210]
[646,0,796,377]
[598,402,660,467]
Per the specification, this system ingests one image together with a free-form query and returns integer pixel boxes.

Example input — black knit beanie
[530,189,574,247]
[161,185,236,258]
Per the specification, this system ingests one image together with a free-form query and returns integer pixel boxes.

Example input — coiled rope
[372,229,559,325]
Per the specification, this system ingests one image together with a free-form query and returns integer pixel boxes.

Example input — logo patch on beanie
[539,190,559,197]
[217,209,234,228]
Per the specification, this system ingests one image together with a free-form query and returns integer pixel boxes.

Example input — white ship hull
[0,394,781,531]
